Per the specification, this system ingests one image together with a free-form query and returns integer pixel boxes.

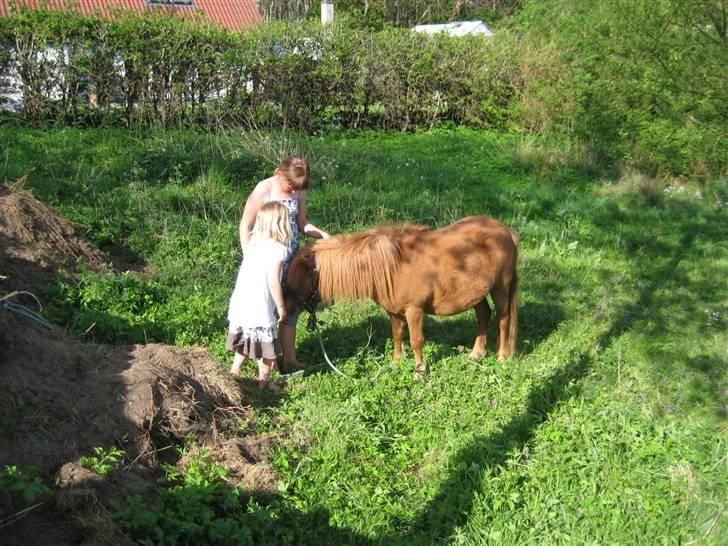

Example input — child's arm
[297,191,330,240]
[239,182,267,252]
[267,259,287,323]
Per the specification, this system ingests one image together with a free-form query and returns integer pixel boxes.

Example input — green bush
[80,446,125,476]
[111,451,259,545]
[511,0,728,177]
[0,7,513,131]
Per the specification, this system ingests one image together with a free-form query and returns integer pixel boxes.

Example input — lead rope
[285,260,381,381]
[307,311,387,381]
[307,311,350,379]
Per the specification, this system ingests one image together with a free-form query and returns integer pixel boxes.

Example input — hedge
[0,7,517,130]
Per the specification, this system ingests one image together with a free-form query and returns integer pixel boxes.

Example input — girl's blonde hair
[253,201,292,245]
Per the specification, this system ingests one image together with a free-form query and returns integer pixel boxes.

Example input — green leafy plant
[0,466,50,504]
[80,446,125,476]
[113,451,261,544]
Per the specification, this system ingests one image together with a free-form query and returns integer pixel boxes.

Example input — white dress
[226,236,290,359]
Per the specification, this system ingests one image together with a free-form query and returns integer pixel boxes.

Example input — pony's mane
[313,224,428,304]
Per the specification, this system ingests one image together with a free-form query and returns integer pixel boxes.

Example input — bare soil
[0,186,277,545]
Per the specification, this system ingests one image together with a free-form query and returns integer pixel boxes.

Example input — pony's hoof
[414,367,428,380]
[281,360,305,373]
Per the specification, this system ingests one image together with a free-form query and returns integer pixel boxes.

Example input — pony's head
[284,244,318,315]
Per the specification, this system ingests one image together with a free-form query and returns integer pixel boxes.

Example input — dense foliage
[510,0,728,176]
[257,0,524,27]
[0,8,515,131]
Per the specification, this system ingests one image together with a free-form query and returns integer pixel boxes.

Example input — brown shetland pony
[285,216,519,376]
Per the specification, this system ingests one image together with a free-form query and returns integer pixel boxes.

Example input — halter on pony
[283,254,354,379]
[286,259,321,332]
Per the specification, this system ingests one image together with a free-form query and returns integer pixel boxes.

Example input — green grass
[1,125,726,544]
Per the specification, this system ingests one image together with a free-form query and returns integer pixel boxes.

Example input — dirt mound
[0,311,251,476]
[0,180,108,295]
[0,186,278,544]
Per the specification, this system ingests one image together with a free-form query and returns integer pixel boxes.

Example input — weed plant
[0,125,725,544]
[0,465,50,505]
[80,446,125,477]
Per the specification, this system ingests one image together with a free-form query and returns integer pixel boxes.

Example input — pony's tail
[507,231,519,357]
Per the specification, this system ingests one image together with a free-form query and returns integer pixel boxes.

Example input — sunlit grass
[1,125,725,545]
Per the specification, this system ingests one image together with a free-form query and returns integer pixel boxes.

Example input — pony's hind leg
[469,299,492,360]
[491,285,513,360]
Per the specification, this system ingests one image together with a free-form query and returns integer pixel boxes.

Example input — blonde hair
[253,201,292,245]
[275,156,310,191]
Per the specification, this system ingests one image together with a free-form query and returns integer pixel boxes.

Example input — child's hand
[277,306,287,324]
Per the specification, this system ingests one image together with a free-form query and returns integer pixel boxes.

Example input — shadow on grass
[590,197,727,418]
[76,320,591,546]
[214,341,593,546]
[98,344,591,546]
[381,210,709,542]
[392,349,591,544]
[293,300,565,377]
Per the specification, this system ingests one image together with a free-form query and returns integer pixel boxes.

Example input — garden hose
[1,291,54,329]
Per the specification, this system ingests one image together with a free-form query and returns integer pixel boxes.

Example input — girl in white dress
[227,201,292,388]
[238,156,330,370]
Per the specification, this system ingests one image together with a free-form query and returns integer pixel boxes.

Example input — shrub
[511,0,728,177]
[0,8,514,132]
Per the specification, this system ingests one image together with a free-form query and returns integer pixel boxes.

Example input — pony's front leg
[469,300,491,360]
[405,307,426,377]
[389,313,405,361]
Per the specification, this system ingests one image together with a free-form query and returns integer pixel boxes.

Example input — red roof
[0,0,262,32]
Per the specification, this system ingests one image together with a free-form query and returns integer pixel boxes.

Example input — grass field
[1,125,726,544]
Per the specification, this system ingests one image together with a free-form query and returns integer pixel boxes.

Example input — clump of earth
[1,184,278,544]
